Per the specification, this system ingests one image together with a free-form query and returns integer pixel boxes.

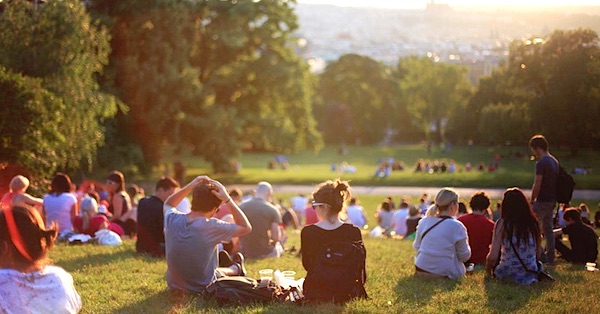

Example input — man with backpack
[163,176,252,294]
[529,135,559,265]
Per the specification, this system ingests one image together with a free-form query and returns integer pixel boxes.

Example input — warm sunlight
[298,0,600,10]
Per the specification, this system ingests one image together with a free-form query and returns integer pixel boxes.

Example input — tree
[397,57,472,143]
[92,0,322,172]
[507,29,600,153]
[0,0,118,187]
[316,54,401,144]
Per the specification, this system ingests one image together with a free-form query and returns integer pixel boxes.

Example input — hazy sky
[297,0,600,10]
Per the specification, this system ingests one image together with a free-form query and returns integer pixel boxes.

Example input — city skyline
[297,0,600,10]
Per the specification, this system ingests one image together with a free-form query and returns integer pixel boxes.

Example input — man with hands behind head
[163,176,252,294]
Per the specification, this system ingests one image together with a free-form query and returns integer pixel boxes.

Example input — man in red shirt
[458,191,495,265]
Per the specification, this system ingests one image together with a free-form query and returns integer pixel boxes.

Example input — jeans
[534,201,557,264]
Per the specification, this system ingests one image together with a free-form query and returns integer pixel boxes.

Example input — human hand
[191,175,211,186]
[208,179,230,203]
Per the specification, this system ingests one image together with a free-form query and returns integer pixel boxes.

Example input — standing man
[529,134,559,265]
[163,176,252,294]
[136,177,179,257]
[239,182,283,259]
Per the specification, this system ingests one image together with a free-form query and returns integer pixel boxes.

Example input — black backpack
[205,276,286,306]
[303,240,368,304]
[556,166,575,204]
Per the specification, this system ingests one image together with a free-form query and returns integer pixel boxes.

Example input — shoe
[233,252,246,276]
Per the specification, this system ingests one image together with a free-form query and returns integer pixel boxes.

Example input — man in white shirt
[392,200,410,237]
[290,193,308,226]
[346,197,367,228]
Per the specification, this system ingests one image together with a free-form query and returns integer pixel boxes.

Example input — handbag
[509,240,556,282]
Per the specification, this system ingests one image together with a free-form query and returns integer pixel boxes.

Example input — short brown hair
[469,191,491,212]
[312,179,350,214]
[191,183,221,212]
[156,177,179,191]
[529,135,549,151]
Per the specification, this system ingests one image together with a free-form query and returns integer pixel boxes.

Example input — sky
[297,0,600,10]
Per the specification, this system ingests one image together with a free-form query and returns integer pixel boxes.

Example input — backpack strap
[420,216,451,241]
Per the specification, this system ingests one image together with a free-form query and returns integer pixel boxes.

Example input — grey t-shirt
[239,198,282,258]
[164,205,237,292]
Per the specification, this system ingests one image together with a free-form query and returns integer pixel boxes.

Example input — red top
[73,215,109,236]
[305,206,318,225]
[0,192,16,211]
[457,213,495,264]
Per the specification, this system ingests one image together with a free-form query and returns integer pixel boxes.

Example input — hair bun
[334,180,349,193]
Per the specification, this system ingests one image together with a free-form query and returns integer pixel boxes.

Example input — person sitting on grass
[73,197,124,237]
[413,188,471,279]
[163,176,251,295]
[405,206,422,240]
[486,188,542,285]
[301,179,367,304]
[458,191,495,265]
[0,206,82,313]
[553,208,598,264]
[1,175,43,212]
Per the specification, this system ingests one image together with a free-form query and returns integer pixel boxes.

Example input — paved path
[236,185,600,201]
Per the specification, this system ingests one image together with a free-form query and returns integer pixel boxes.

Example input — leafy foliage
[0,0,118,185]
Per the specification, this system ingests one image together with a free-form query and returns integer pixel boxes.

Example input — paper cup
[259,269,273,280]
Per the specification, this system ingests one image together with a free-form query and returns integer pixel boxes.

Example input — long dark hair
[501,188,541,246]
[107,170,125,193]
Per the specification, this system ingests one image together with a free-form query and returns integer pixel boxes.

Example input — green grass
[154,144,600,190]
[52,232,599,313]
[50,191,600,313]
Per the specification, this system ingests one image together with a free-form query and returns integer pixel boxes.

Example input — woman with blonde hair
[413,188,471,279]
[0,205,81,312]
[73,197,124,237]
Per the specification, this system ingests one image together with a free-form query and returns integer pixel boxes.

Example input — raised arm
[164,176,209,216]
[208,179,252,237]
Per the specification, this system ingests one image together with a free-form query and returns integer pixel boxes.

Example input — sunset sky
[297,0,600,10]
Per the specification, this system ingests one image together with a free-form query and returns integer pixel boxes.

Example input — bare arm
[70,202,78,223]
[530,174,543,204]
[111,193,123,220]
[164,176,210,215]
[486,220,504,276]
[209,179,252,238]
[270,222,280,243]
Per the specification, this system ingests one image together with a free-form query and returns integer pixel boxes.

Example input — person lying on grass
[163,176,252,294]
[0,205,82,313]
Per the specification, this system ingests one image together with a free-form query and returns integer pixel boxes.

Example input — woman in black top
[301,179,366,304]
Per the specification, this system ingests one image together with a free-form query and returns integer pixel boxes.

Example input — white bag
[95,229,123,246]
[369,225,384,238]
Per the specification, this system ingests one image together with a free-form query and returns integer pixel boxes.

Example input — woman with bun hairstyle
[486,188,542,285]
[0,206,82,313]
[413,188,471,279]
[301,179,367,304]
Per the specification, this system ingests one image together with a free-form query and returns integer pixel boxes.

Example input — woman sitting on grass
[413,188,471,279]
[486,188,542,285]
[301,179,367,304]
[0,206,82,313]
[73,197,124,237]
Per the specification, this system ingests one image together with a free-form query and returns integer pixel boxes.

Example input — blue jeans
[533,201,557,264]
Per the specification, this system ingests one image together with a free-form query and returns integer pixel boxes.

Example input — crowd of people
[1,134,599,312]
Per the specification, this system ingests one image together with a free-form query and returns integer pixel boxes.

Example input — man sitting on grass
[163,176,252,294]
[553,208,598,264]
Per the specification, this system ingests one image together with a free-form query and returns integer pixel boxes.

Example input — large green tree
[510,29,600,153]
[92,0,322,172]
[0,0,118,188]
[397,57,472,143]
[316,54,402,144]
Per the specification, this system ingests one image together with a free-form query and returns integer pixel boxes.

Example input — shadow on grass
[394,273,459,307]
[57,247,162,273]
[482,275,553,312]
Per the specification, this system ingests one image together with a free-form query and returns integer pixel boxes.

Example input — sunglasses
[311,202,330,210]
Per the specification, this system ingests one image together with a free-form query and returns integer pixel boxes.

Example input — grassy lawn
[50,192,600,313]
[52,231,599,313]
[156,144,600,190]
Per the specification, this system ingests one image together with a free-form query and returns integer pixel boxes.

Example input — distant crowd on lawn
[1,134,599,313]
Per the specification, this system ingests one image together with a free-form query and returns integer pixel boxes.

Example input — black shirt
[562,222,598,263]
[136,196,165,257]
[301,223,362,271]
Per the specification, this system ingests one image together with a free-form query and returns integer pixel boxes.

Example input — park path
[235,185,600,201]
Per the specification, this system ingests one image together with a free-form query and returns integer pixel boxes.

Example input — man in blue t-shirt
[529,134,559,265]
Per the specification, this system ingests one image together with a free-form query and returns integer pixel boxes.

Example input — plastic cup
[282,270,296,280]
[586,262,597,272]
[259,269,273,280]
